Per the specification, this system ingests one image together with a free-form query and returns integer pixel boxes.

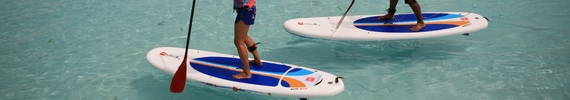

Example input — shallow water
[1,0,569,100]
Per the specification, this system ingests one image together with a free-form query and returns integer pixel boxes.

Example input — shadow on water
[129,75,202,100]
[129,74,289,100]
[258,36,473,70]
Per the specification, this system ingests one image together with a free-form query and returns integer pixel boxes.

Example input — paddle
[335,0,356,29]
[170,0,197,93]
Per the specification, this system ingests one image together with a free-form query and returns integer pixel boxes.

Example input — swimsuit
[234,0,256,25]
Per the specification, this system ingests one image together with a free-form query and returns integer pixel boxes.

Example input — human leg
[245,36,262,66]
[378,0,399,20]
[232,6,258,79]
[406,0,425,31]
[233,20,252,79]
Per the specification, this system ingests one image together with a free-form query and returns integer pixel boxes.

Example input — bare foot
[232,72,251,79]
[377,14,395,20]
[249,60,263,66]
[410,22,426,31]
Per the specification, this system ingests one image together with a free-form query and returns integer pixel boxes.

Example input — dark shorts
[235,6,256,25]
[405,0,417,4]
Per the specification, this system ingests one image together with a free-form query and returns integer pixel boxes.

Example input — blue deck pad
[353,13,463,24]
[355,24,457,32]
[193,57,313,76]
[190,57,316,87]
[280,68,307,87]
[352,13,464,33]
[190,61,281,87]
[285,68,314,76]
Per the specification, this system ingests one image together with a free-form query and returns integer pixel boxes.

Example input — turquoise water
[1,0,569,100]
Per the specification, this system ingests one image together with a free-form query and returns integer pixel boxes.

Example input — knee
[234,39,242,46]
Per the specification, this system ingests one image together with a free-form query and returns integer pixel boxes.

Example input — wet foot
[378,14,395,20]
[410,22,426,31]
[232,72,251,79]
[249,60,263,66]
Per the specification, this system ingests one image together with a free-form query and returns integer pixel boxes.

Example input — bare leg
[378,0,399,20]
[245,36,262,66]
[233,20,252,79]
[408,2,425,31]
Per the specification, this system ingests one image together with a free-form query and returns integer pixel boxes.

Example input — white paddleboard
[284,12,489,41]
[146,47,344,98]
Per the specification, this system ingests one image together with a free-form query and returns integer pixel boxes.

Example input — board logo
[290,87,307,90]
[159,52,181,60]
[297,22,319,26]
[462,23,472,27]
[305,77,315,82]
[461,17,469,21]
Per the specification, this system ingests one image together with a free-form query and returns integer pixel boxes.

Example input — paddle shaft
[170,0,197,93]
[335,0,355,29]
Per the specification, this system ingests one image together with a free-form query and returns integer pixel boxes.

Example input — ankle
[386,8,396,14]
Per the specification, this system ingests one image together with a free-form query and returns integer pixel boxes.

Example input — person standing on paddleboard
[232,0,263,79]
[377,0,426,31]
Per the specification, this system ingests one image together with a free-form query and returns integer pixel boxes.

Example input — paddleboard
[284,12,489,40]
[146,47,344,98]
